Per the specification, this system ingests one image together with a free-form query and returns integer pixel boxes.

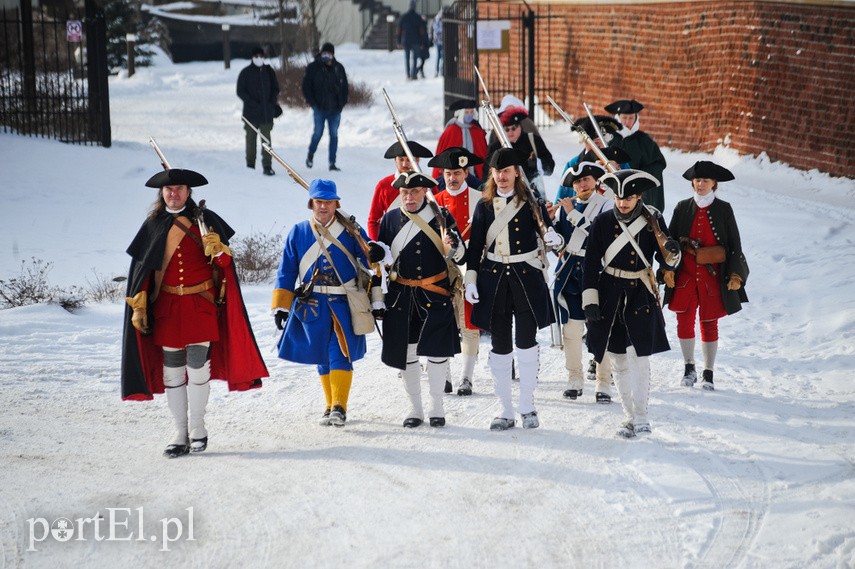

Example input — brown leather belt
[161,279,215,303]
[393,271,450,296]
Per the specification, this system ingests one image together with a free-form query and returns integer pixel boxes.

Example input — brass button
[179,268,184,273]
[426,303,431,308]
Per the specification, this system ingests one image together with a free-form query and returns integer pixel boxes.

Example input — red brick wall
[477,1,855,178]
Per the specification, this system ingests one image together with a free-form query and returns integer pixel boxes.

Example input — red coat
[121,208,268,401]
[432,122,488,180]
[668,205,727,321]
[435,184,483,330]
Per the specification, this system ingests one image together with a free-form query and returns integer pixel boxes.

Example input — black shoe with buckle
[163,441,190,459]
[595,392,612,404]
[263,166,275,176]
[429,417,445,427]
[563,388,582,400]
[306,153,314,168]
[329,405,346,427]
[190,437,208,453]
[403,417,423,428]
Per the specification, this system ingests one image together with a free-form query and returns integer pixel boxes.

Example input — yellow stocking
[319,374,332,410]
[329,369,353,411]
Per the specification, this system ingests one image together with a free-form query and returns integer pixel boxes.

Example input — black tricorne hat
[561,161,607,187]
[599,169,659,199]
[580,146,632,165]
[682,161,735,182]
[604,99,644,115]
[383,141,434,159]
[145,169,208,188]
[427,146,484,170]
[449,99,478,112]
[392,171,438,189]
[489,148,526,170]
[573,115,621,139]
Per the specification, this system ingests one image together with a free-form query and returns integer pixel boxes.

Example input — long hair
[481,167,529,204]
[147,187,196,222]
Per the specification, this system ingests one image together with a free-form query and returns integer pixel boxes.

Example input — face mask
[463,113,475,124]
[252,56,263,67]
[321,54,333,63]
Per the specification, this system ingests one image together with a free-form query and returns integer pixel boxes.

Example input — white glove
[544,227,564,249]
[465,283,480,304]
[371,300,386,311]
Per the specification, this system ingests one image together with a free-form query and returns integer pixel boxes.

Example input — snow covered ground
[1,45,854,569]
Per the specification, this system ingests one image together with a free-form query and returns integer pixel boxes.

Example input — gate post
[524,9,535,119]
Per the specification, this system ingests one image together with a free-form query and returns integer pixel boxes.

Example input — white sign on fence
[66,20,82,43]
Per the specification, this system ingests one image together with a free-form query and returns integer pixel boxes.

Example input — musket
[583,102,608,148]
[241,116,377,268]
[381,89,455,251]
[148,137,208,236]
[547,96,617,177]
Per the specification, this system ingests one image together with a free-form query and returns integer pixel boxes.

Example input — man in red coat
[428,147,484,395]
[432,99,488,183]
[122,168,267,458]
[366,140,434,240]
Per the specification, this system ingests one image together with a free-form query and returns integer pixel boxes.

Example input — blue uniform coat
[275,218,368,366]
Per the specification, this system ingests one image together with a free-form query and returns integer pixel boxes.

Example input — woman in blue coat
[272,179,374,427]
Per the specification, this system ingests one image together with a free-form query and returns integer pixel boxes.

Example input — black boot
[701,369,714,391]
[329,405,346,427]
[306,152,314,168]
[681,363,697,386]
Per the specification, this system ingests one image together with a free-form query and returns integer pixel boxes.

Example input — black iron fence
[442,0,559,130]
[0,0,110,146]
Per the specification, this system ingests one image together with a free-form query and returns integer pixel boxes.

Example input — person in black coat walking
[302,42,349,171]
[236,47,280,176]
[397,0,426,80]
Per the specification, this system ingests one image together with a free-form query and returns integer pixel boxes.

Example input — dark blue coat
[301,56,349,113]
[397,9,425,49]
[236,63,280,125]
[377,202,464,370]
[582,207,673,361]
[466,195,554,331]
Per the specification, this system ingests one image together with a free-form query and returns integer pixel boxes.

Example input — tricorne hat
[392,171,438,189]
[449,99,478,112]
[604,99,644,115]
[580,146,632,165]
[145,169,208,189]
[489,148,526,170]
[573,115,622,139]
[308,178,340,200]
[561,161,607,187]
[599,169,660,199]
[427,146,484,170]
[383,141,434,159]
[682,161,735,182]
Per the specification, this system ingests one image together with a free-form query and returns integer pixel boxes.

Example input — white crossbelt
[486,249,540,264]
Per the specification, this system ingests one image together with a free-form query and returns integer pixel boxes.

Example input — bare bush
[276,62,374,109]
[230,231,283,284]
[0,258,85,312]
[85,269,126,303]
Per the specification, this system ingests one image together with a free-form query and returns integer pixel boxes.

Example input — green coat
[621,131,666,212]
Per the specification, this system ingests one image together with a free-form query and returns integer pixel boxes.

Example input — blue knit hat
[308,179,340,200]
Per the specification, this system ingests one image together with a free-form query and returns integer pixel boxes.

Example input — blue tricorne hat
[308,179,340,200]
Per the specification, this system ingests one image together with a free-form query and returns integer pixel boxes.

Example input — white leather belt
[567,248,586,257]
[314,285,346,295]
[604,266,647,280]
[486,249,540,264]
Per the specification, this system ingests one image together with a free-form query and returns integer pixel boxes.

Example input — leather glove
[663,270,675,289]
[663,238,680,256]
[464,283,480,304]
[726,274,743,291]
[274,310,288,330]
[367,242,386,264]
[584,304,602,322]
[544,227,564,249]
[371,300,386,320]
[125,291,149,334]
[203,232,230,257]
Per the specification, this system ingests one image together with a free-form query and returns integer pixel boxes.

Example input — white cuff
[465,269,478,286]
[581,288,599,308]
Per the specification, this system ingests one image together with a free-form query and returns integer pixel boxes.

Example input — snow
[1,44,854,569]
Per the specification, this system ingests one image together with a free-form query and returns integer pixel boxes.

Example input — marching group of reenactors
[120,97,749,457]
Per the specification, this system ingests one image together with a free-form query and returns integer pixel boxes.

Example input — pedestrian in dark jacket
[397,0,425,80]
[236,47,280,176]
[302,42,349,172]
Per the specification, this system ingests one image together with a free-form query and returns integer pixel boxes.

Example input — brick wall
[477,1,855,178]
